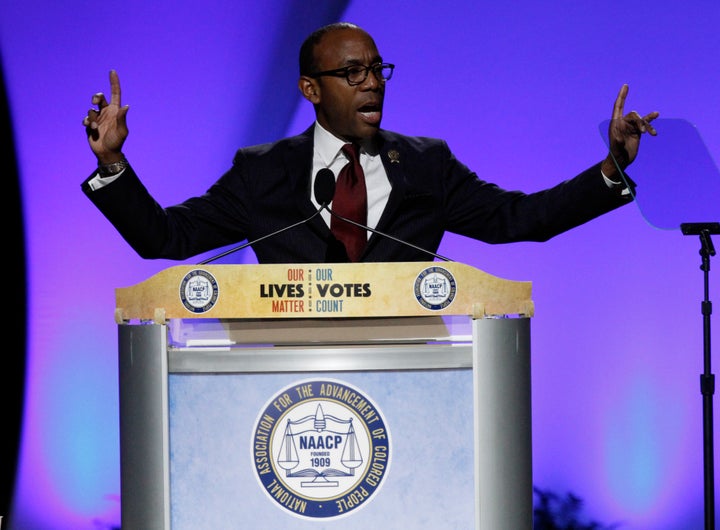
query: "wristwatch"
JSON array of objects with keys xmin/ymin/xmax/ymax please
[{"xmin": 98, "ymin": 156, "xmax": 129, "ymax": 177}]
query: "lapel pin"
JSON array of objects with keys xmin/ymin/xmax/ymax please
[{"xmin": 388, "ymin": 150, "xmax": 400, "ymax": 164}]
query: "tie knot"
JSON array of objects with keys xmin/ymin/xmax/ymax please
[{"xmin": 341, "ymin": 143, "xmax": 360, "ymax": 163}]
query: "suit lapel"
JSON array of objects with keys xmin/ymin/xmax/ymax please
[{"xmin": 373, "ymin": 131, "xmax": 408, "ymax": 237}]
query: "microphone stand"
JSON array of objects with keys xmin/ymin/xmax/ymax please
[
  {"xmin": 682, "ymin": 221, "xmax": 720, "ymax": 530},
  {"xmin": 198, "ymin": 167, "xmax": 452, "ymax": 265},
  {"xmin": 199, "ymin": 208, "xmax": 325, "ymax": 264},
  {"xmin": 199, "ymin": 168, "xmax": 337, "ymax": 265}
]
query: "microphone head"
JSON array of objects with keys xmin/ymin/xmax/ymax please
[{"xmin": 314, "ymin": 168, "xmax": 336, "ymax": 206}]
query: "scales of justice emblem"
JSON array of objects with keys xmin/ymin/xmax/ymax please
[
  {"xmin": 414, "ymin": 266, "xmax": 457, "ymax": 310},
  {"xmin": 179, "ymin": 269, "xmax": 219, "ymax": 313},
  {"xmin": 252, "ymin": 379, "xmax": 391, "ymax": 520},
  {"xmin": 277, "ymin": 403, "xmax": 363, "ymax": 487}
]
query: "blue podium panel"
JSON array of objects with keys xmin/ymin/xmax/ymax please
[{"xmin": 168, "ymin": 370, "xmax": 474, "ymax": 530}]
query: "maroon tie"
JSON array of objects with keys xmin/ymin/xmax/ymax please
[{"xmin": 331, "ymin": 143, "xmax": 367, "ymax": 262}]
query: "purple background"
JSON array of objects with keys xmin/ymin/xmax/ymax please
[{"xmin": 1, "ymin": 1, "xmax": 719, "ymax": 528}]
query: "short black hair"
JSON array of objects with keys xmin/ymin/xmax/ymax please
[{"xmin": 299, "ymin": 22, "xmax": 361, "ymax": 76}]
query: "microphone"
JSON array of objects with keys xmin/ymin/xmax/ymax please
[
  {"xmin": 198, "ymin": 169, "xmax": 334, "ymax": 264},
  {"xmin": 314, "ymin": 167, "xmax": 336, "ymax": 206}
]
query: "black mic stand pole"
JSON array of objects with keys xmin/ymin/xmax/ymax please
[
  {"xmin": 199, "ymin": 208, "xmax": 325, "ymax": 264},
  {"xmin": 326, "ymin": 208, "xmax": 452, "ymax": 262},
  {"xmin": 682, "ymin": 221, "xmax": 720, "ymax": 530}
]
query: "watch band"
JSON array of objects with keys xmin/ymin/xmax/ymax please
[{"xmin": 98, "ymin": 156, "xmax": 129, "ymax": 177}]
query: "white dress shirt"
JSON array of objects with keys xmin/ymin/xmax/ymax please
[{"xmin": 310, "ymin": 122, "xmax": 392, "ymax": 236}]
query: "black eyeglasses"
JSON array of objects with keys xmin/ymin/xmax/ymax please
[{"xmin": 309, "ymin": 62, "xmax": 395, "ymax": 86}]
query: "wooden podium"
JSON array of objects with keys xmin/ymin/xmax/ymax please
[{"xmin": 115, "ymin": 262, "xmax": 534, "ymax": 529}]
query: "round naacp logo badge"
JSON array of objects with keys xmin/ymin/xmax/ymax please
[
  {"xmin": 251, "ymin": 379, "xmax": 391, "ymax": 520},
  {"xmin": 179, "ymin": 269, "xmax": 219, "ymax": 313},
  {"xmin": 414, "ymin": 266, "xmax": 457, "ymax": 310}
]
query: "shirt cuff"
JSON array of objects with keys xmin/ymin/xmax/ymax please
[
  {"xmin": 601, "ymin": 169, "xmax": 631, "ymax": 196},
  {"xmin": 86, "ymin": 169, "xmax": 124, "ymax": 191}
]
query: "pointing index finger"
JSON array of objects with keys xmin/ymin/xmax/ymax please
[
  {"xmin": 612, "ymin": 84, "xmax": 628, "ymax": 120},
  {"xmin": 109, "ymin": 69, "xmax": 122, "ymax": 107}
]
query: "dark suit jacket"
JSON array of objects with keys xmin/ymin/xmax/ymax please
[{"xmin": 82, "ymin": 125, "xmax": 633, "ymax": 263}]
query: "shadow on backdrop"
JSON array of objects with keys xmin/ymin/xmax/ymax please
[{"xmin": 0, "ymin": 51, "xmax": 27, "ymax": 521}]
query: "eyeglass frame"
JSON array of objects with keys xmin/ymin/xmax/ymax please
[{"xmin": 308, "ymin": 62, "xmax": 395, "ymax": 86}]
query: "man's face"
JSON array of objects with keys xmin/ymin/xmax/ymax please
[{"xmin": 302, "ymin": 28, "xmax": 385, "ymax": 142}]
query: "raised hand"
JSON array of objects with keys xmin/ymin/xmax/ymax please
[
  {"xmin": 83, "ymin": 70, "xmax": 129, "ymax": 165},
  {"xmin": 602, "ymin": 84, "xmax": 659, "ymax": 178}
]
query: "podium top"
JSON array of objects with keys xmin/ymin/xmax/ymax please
[{"xmin": 114, "ymin": 262, "xmax": 533, "ymax": 323}]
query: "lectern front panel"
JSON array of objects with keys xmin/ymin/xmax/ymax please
[{"xmin": 169, "ymin": 370, "xmax": 475, "ymax": 529}]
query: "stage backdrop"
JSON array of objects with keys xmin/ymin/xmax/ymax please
[{"xmin": 1, "ymin": 0, "xmax": 719, "ymax": 528}]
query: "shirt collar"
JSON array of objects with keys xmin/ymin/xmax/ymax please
[
  {"xmin": 313, "ymin": 121, "xmax": 380, "ymax": 162},
  {"xmin": 314, "ymin": 121, "xmax": 349, "ymax": 166}
]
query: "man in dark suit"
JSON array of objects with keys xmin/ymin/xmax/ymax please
[{"xmin": 82, "ymin": 22, "xmax": 658, "ymax": 264}]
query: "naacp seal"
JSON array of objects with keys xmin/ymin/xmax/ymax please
[
  {"xmin": 179, "ymin": 269, "xmax": 219, "ymax": 313},
  {"xmin": 414, "ymin": 266, "xmax": 457, "ymax": 310},
  {"xmin": 252, "ymin": 379, "xmax": 391, "ymax": 520}
]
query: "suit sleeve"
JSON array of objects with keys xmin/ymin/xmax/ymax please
[
  {"xmin": 81, "ymin": 162, "xmax": 251, "ymax": 260},
  {"xmin": 440, "ymin": 143, "xmax": 634, "ymax": 243}
]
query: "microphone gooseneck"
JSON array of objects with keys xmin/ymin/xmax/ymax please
[
  {"xmin": 326, "ymin": 207, "xmax": 452, "ymax": 262},
  {"xmin": 199, "ymin": 167, "xmax": 452, "ymax": 264},
  {"xmin": 198, "ymin": 169, "xmax": 333, "ymax": 264},
  {"xmin": 317, "ymin": 165, "xmax": 451, "ymax": 261}
]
